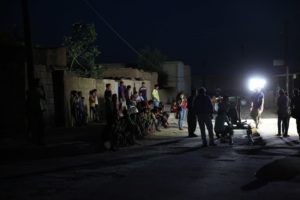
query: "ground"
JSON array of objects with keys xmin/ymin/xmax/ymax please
[{"xmin": 0, "ymin": 112, "xmax": 299, "ymax": 200}]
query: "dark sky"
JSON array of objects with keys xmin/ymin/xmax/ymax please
[{"xmin": 1, "ymin": 0, "xmax": 300, "ymax": 75}]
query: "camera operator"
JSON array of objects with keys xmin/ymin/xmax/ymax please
[{"xmin": 214, "ymin": 96, "xmax": 233, "ymax": 145}]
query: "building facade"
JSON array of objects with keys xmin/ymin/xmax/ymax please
[{"xmin": 159, "ymin": 61, "xmax": 192, "ymax": 104}]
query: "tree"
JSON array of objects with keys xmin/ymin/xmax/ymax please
[
  {"xmin": 63, "ymin": 22, "xmax": 102, "ymax": 78},
  {"xmin": 138, "ymin": 47, "xmax": 168, "ymax": 86}
]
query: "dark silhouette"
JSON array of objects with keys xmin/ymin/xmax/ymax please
[
  {"xmin": 193, "ymin": 87, "xmax": 216, "ymax": 147},
  {"xmin": 290, "ymin": 88, "xmax": 300, "ymax": 139},
  {"xmin": 139, "ymin": 81, "xmax": 147, "ymax": 101},
  {"xmin": 276, "ymin": 89, "xmax": 290, "ymax": 137},
  {"xmin": 26, "ymin": 78, "xmax": 45, "ymax": 145},
  {"xmin": 187, "ymin": 89, "xmax": 198, "ymax": 137},
  {"xmin": 214, "ymin": 96, "xmax": 233, "ymax": 145}
]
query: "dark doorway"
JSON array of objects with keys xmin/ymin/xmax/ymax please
[{"xmin": 52, "ymin": 70, "xmax": 65, "ymax": 126}]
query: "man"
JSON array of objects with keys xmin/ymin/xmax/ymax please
[
  {"xmin": 26, "ymin": 78, "xmax": 46, "ymax": 145},
  {"xmin": 187, "ymin": 89, "xmax": 198, "ymax": 137},
  {"xmin": 276, "ymin": 89, "xmax": 290, "ymax": 137},
  {"xmin": 125, "ymin": 85, "xmax": 132, "ymax": 106},
  {"xmin": 136, "ymin": 91, "xmax": 145, "ymax": 103},
  {"xmin": 89, "ymin": 89, "xmax": 97, "ymax": 121},
  {"xmin": 214, "ymin": 96, "xmax": 233, "ymax": 145},
  {"xmin": 193, "ymin": 87, "xmax": 216, "ymax": 147},
  {"xmin": 152, "ymin": 84, "xmax": 160, "ymax": 108},
  {"xmin": 118, "ymin": 81, "xmax": 126, "ymax": 109},
  {"xmin": 250, "ymin": 88, "xmax": 264, "ymax": 129},
  {"xmin": 104, "ymin": 84, "xmax": 113, "ymax": 126},
  {"xmin": 139, "ymin": 81, "xmax": 147, "ymax": 101},
  {"xmin": 291, "ymin": 88, "xmax": 300, "ymax": 140},
  {"xmin": 104, "ymin": 84, "xmax": 114, "ymax": 148}
]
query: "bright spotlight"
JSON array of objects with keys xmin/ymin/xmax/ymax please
[{"xmin": 248, "ymin": 77, "xmax": 266, "ymax": 91}]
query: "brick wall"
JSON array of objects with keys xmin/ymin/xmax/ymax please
[{"xmin": 34, "ymin": 65, "xmax": 55, "ymax": 127}]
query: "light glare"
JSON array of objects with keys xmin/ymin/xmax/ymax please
[{"xmin": 248, "ymin": 77, "xmax": 266, "ymax": 91}]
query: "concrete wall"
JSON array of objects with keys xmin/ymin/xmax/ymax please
[
  {"xmin": 163, "ymin": 62, "xmax": 179, "ymax": 88},
  {"xmin": 34, "ymin": 47, "xmax": 67, "ymax": 67},
  {"xmin": 159, "ymin": 88, "xmax": 177, "ymax": 104},
  {"xmin": 63, "ymin": 73, "xmax": 155, "ymax": 127},
  {"xmin": 34, "ymin": 65, "xmax": 55, "ymax": 126},
  {"xmin": 102, "ymin": 66, "xmax": 158, "ymax": 85},
  {"xmin": 161, "ymin": 61, "xmax": 192, "ymax": 103},
  {"xmin": 64, "ymin": 73, "xmax": 97, "ymax": 126},
  {"xmin": 184, "ymin": 65, "xmax": 192, "ymax": 96}
]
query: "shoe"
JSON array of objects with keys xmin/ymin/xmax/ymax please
[
  {"xmin": 156, "ymin": 128, "xmax": 161, "ymax": 132},
  {"xmin": 189, "ymin": 133, "xmax": 198, "ymax": 137},
  {"xmin": 209, "ymin": 142, "xmax": 217, "ymax": 146},
  {"xmin": 179, "ymin": 128, "xmax": 184, "ymax": 130},
  {"xmin": 283, "ymin": 134, "xmax": 290, "ymax": 137},
  {"xmin": 201, "ymin": 143, "xmax": 208, "ymax": 147},
  {"xmin": 276, "ymin": 134, "xmax": 281, "ymax": 137}
]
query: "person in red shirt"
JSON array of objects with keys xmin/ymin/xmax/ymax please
[{"xmin": 177, "ymin": 92, "xmax": 188, "ymax": 130}]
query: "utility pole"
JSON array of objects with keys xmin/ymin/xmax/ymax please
[
  {"xmin": 284, "ymin": 21, "xmax": 289, "ymax": 95},
  {"xmin": 21, "ymin": 0, "xmax": 35, "ymax": 89}
]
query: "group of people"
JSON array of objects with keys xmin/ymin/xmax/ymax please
[
  {"xmin": 71, "ymin": 80, "xmax": 300, "ymax": 149},
  {"xmin": 249, "ymin": 87, "xmax": 300, "ymax": 139},
  {"xmin": 172, "ymin": 86, "xmax": 300, "ymax": 147},
  {"xmin": 171, "ymin": 88, "xmax": 221, "ymax": 146},
  {"xmin": 117, "ymin": 81, "xmax": 149, "ymax": 108},
  {"xmin": 275, "ymin": 88, "xmax": 300, "ymax": 138},
  {"xmin": 70, "ymin": 90, "xmax": 86, "ymax": 126},
  {"xmin": 103, "ymin": 81, "xmax": 169, "ymax": 150},
  {"xmin": 70, "ymin": 89, "xmax": 103, "ymax": 126}
]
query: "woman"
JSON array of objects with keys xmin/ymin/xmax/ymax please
[{"xmin": 177, "ymin": 92, "xmax": 187, "ymax": 130}]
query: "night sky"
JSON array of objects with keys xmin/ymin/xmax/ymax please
[{"xmin": 1, "ymin": 0, "xmax": 300, "ymax": 75}]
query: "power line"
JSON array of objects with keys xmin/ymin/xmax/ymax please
[{"xmin": 81, "ymin": 0, "xmax": 142, "ymax": 57}]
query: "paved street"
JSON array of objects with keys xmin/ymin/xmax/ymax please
[{"xmin": 0, "ymin": 116, "xmax": 300, "ymax": 200}]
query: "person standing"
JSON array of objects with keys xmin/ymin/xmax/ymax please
[
  {"xmin": 125, "ymin": 85, "xmax": 132, "ymax": 106},
  {"xmin": 214, "ymin": 96, "xmax": 233, "ymax": 145},
  {"xmin": 193, "ymin": 87, "xmax": 216, "ymax": 147},
  {"xmin": 118, "ymin": 81, "xmax": 126, "ymax": 108},
  {"xmin": 77, "ymin": 91, "xmax": 86, "ymax": 126},
  {"xmin": 152, "ymin": 84, "xmax": 160, "ymax": 108},
  {"xmin": 276, "ymin": 89, "xmax": 290, "ymax": 137},
  {"xmin": 187, "ymin": 89, "xmax": 198, "ymax": 137},
  {"xmin": 250, "ymin": 88, "xmax": 264, "ymax": 129},
  {"xmin": 94, "ymin": 89, "xmax": 99, "ymax": 121},
  {"xmin": 177, "ymin": 92, "xmax": 187, "ymax": 130},
  {"xmin": 291, "ymin": 88, "xmax": 300, "ymax": 139},
  {"xmin": 104, "ymin": 84, "xmax": 114, "ymax": 149},
  {"xmin": 139, "ymin": 81, "xmax": 147, "ymax": 101},
  {"xmin": 89, "ymin": 90, "xmax": 96, "ymax": 121},
  {"xmin": 27, "ymin": 78, "xmax": 46, "ymax": 145},
  {"xmin": 104, "ymin": 84, "xmax": 113, "ymax": 127}
]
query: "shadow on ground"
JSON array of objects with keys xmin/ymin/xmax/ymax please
[{"xmin": 241, "ymin": 155, "xmax": 300, "ymax": 191}]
